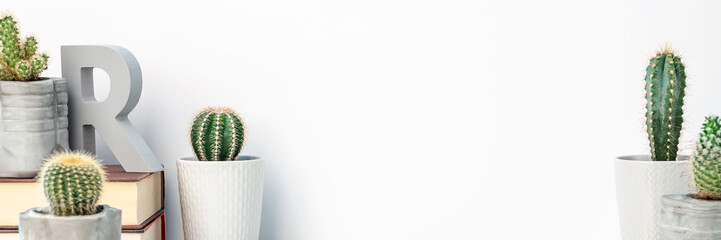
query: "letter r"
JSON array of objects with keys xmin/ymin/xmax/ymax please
[{"xmin": 61, "ymin": 45, "xmax": 163, "ymax": 172}]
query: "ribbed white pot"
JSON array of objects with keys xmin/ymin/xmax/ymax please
[
  {"xmin": 177, "ymin": 156, "xmax": 264, "ymax": 240},
  {"xmin": 614, "ymin": 155, "xmax": 692, "ymax": 240}
]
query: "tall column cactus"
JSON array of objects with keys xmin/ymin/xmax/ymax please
[
  {"xmin": 692, "ymin": 116, "xmax": 721, "ymax": 200},
  {"xmin": 645, "ymin": 46, "xmax": 686, "ymax": 161},
  {"xmin": 37, "ymin": 151, "xmax": 106, "ymax": 216},
  {"xmin": 191, "ymin": 107, "xmax": 245, "ymax": 161},
  {"xmin": 0, "ymin": 13, "xmax": 49, "ymax": 81}
]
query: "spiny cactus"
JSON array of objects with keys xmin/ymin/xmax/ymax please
[
  {"xmin": 0, "ymin": 12, "xmax": 49, "ymax": 81},
  {"xmin": 692, "ymin": 116, "xmax": 721, "ymax": 200},
  {"xmin": 38, "ymin": 151, "xmax": 106, "ymax": 216},
  {"xmin": 645, "ymin": 45, "xmax": 686, "ymax": 161},
  {"xmin": 191, "ymin": 107, "xmax": 245, "ymax": 161}
]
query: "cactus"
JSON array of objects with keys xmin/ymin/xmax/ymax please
[
  {"xmin": 191, "ymin": 107, "xmax": 245, "ymax": 161},
  {"xmin": 0, "ymin": 12, "xmax": 49, "ymax": 81},
  {"xmin": 38, "ymin": 151, "xmax": 106, "ymax": 216},
  {"xmin": 645, "ymin": 46, "xmax": 686, "ymax": 161},
  {"xmin": 693, "ymin": 116, "xmax": 721, "ymax": 200}
]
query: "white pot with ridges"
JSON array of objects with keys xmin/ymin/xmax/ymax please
[
  {"xmin": 176, "ymin": 107, "xmax": 264, "ymax": 240},
  {"xmin": 614, "ymin": 155, "xmax": 691, "ymax": 240}
]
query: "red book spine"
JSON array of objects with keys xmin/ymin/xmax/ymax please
[{"xmin": 161, "ymin": 213, "xmax": 166, "ymax": 240}]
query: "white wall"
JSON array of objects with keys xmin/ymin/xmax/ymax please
[{"xmin": 6, "ymin": 0, "xmax": 721, "ymax": 239}]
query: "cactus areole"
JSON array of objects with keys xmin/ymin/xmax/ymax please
[
  {"xmin": 0, "ymin": 13, "xmax": 49, "ymax": 81},
  {"xmin": 645, "ymin": 46, "xmax": 687, "ymax": 161},
  {"xmin": 191, "ymin": 107, "xmax": 245, "ymax": 161},
  {"xmin": 38, "ymin": 151, "xmax": 106, "ymax": 216}
]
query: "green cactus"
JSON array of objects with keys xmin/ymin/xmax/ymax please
[
  {"xmin": 693, "ymin": 116, "xmax": 721, "ymax": 200},
  {"xmin": 0, "ymin": 13, "xmax": 49, "ymax": 81},
  {"xmin": 645, "ymin": 46, "xmax": 686, "ymax": 161},
  {"xmin": 38, "ymin": 151, "xmax": 106, "ymax": 216},
  {"xmin": 191, "ymin": 107, "xmax": 245, "ymax": 161}
]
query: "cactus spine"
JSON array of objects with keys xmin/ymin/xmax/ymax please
[
  {"xmin": 0, "ymin": 13, "xmax": 49, "ymax": 81},
  {"xmin": 38, "ymin": 151, "xmax": 106, "ymax": 216},
  {"xmin": 645, "ymin": 46, "xmax": 686, "ymax": 161},
  {"xmin": 191, "ymin": 107, "xmax": 245, "ymax": 161},
  {"xmin": 692, "ymin": 116, "xmax": 721, "ymax": 200}
]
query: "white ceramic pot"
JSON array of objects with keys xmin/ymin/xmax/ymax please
[
  {"xmin": 614, "ymin": 155, "xmax": 692, "ymax": 240},
  {"xmin": 0, "ymin": 78, "xmax": 69, "ymax": 178},
  {"xmin": 659, "ymin": 194, "xmax": 721, "ymax": 240},
  {"xmin": 177, "ymin": 156, "xmax": 264, "ymax": 240},
  {"xmin": 18, "ymin": 205, "xmax": 121, "ymax": 240}
]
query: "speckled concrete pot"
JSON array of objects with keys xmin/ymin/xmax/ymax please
[
  {"xmin": 177, "ymin": 156, "xmax": 264, "ymax": 240},
  {"xmin": 18, "ymin": 205, "xmax": 121, "ymax": 240},
  {"xmin": 0, "ymin": 78, "xmax": 69, "ymax": 178},
  {"xmin": 615, "ymin": 155, "xmax": 693, "ymax": 240},
  {"xmin": 660, "ymin": 194, "xmax": 721, "ymax": 240}
]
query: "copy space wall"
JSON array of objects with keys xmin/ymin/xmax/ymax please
[{"xmin": 5, "ymin": 0, "xmax": 721, "ymax": 239}]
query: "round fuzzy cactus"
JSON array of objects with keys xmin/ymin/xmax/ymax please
[
  {"xmin": 645, "ymin": 45, "xmax": 687, "ymax": 161},
  {"xmin": 692, "ymin": 116, "xmax": 721, "ymax": 200},
  {"xmin": 191, "ymin": 107, "xmax": 245, "ymax": 161},
  {"xmin": 38, "ymin": 151, "xmax": 106, "ymax": 216},
  {"xmin": 0, "ymin": 12, "xmax": 49, "ymax": 81}
]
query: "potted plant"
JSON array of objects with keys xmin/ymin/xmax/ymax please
[
  {"xmin": 0, "ymin": 12, "xmax": 69, "ymax": 178},
  {"xmin": 615, "ymin": 46, "xmax": 693, "ymax": 240},
  {"xmin": 659, "ymin": 116, "xmax": 721, "ymax": 239},
  {"xmin": 18, "ymin": 150, "xmax": 121, "ymax": 240},
  {"xmin": 177, "ymin": 107, "xmax": 264, "ymax": 240}
]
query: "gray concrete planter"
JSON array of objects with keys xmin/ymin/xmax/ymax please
[
  {"xmin": 660, "ymin": 194, "xmax": 721, "ymax": 240},
  {"xmin": 0, "ymin": 78, "xmax": 69, "ymax": 178},
  {"xmin": 18, "ymin": 205, "xmax": 121, "ymax": 240}
]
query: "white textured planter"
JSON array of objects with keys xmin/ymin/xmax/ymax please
[
  {"xmin": 18, "ymin": 205, "xmax": 121, "ymax": 240},
  {"xmin": 0, "ymin": 78, "xmax": 69, "ymax": 178},
  {"xmin": 660, "ymin": 194, "xmax": 721, "ymax": 239},
  {"xmin": 177, "ymin": 156, "xmax": 264, "ymax": 240},
  {"xmin": 615, "ymin": 155, "xmax": 692, "ymax": 240}
]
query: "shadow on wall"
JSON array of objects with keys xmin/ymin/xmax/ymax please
[{"xmin": 260, "ymin": 166, "xmax": 281, "ymax": 240}]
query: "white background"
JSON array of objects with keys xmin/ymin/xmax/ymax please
[{"xmin": 6, "ymin": 0, "xmax": 721, "ymax": 239}]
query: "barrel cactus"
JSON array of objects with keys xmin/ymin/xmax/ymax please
[
  {"xmin": 38, "ymin": 151, "xmax": 106, "ymax": 216},
  {"xmin": 191, "ymin": 107, "xmax": 245, "ymax": 161},
  {"xmin": 0, "ymin": 12, "xmax": 49, "ymax": 81},
  {"xmin": 692, "ymin": 116, "xmax": 721, "ymax": 200},
  {"xmin": 645, "ymin": 46, "xmax": 686, "ymax": 161}
]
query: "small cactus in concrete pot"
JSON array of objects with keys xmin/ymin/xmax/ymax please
[
  {"xmin": 190, "ymin": 107, "xmax": 245, "ymax": 161},
  {"xmin": 692, "ymin": 115, "xmax": 721, "ymax": 200},
  {"xmin": 0, "ymin": 12, "xmax": 49, "ymax": 81},
  {"xmin": 19, "ymin": 150, "xmax": 120, "ymax": 240},
  {"xmin": 644, "ymin": 45, "xmax": 687, "ymax": 161},
  {"xmin": 37, "ymin": 150, "xmax": 106, "ymax": 216},
  {"xmin": 659, "ymin": 116, "xmax": 721, "ymax": 239}
]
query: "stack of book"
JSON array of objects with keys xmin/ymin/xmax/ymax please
[{"xmin": 0, "ymin": 165, "xmax": 165, "ymax": 240}]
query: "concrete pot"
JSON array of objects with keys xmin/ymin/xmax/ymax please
[
  {"xmin": 0, "ymin": 78, "xmax": 69, "ymax": 178},
  {"xmin": 660, "ymin": 194, "xmax": 721, "ymax": 239},
  {"xmin": 614, "ymin": 155, "xmax": 693, "ymax": 240},
  {"xmin": 177, "ymin": 156, "xmax": 264, "ymax": 240},
  {"xmin": 18, "ymin": 205, "xmax": 121, "ymax": 240}
]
